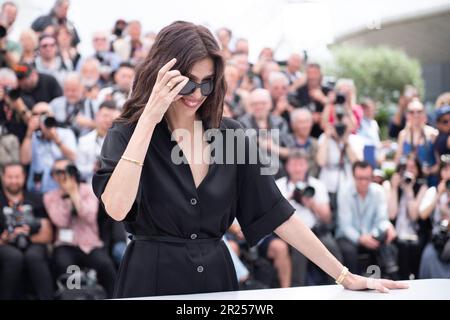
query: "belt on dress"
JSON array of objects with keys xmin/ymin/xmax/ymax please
[{"xmin": 129, "ymin": 234, "xmax": 222, "ymax": 244}]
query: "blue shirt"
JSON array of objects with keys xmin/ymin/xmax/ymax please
[
  {"xmin": 336, "ymin": 182, "xmax": 390, "ymax": 244},
  {"xmin": 27, "ymin": 128, "xmax": 77, "ymax": 193}
]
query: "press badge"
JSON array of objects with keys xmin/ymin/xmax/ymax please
[{"xmin": 59, "ymin": 229, "xmax": 74, "ymax": 243}]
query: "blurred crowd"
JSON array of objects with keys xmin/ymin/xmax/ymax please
[{"xmin": 0, "ymin": 0, "xmax": 449, "ymax": 299}]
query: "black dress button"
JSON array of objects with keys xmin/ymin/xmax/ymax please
[{"xmin": 190, "ymin": 198, "xmax": 198, "ymax": 205}]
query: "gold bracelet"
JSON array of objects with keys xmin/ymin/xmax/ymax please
[
  {"xmin": 121, "ymin": 156, "xmax": 144, "ymax": 167},
  {"xmin": 335, "ymin": 266, "xmax": 349, "ymax": 285}
]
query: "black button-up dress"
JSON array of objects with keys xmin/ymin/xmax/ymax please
[{"xmin": 92, "ymin": 117, "xmax": 295, "ymax": 298}]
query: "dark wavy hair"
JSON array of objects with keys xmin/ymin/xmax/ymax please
[{"xmin": 117, "ymin": 21, "xmax": 226, "ymax": 128}]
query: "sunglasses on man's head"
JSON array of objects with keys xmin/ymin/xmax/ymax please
[{"xmin": 179, "ymin": 79, "xmax": 214, "ymax": 96}]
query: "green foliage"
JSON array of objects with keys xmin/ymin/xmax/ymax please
[
  {"xmin": 325, "ymin": 46, "xmax": 424, "ymax": 103},
  {"xmin": 324, "ymin": 45, "xmax": 425, "ymax": 139}
]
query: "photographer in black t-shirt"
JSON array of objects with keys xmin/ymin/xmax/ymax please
[{"xmin": 0, "ymin": 162, "xmax": 54, "ymax": 300}]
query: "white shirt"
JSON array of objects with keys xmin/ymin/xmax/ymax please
[
  {"xmin": 76, "ymin": 129, "xmax": 105, "ymax": 183},
  {"xmin": 318, "ymin": 134, "xmax": 364, "ymax": 193},
  {"xmin": 276, "ymin": 176, "xmax": 330, "ymax": 229}
]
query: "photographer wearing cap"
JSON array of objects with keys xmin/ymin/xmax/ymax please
[
  {"xmin": 20, "ymin": 102, "xmax": 76, "ymax": 193},
  {"xmin": 387, "ymin": 154, "xmax": 430, "ymax": 280},
  {"xmin": 43, "ymin": 159, "xmax": 116, "ymax": 298},
  {"xmin": 418, "ymin": 155, "xmax": 450, "ymax": 278},
  {"xmin": 0, "ymin": 162, "xmax": 53, "ymax": 300},
  {"xmin": 434, "ymin": 104, "xmax": 450, "ymax": 157},
  {"xmin": 276, "ymin": 149, "xmax": 342, "ymax": 286},
  {"xmin": 15, "ymin": 62, "xmax": 63, "ymax": 107},
  {"xmin": 337, "ymin": 161, "xmax": 398, "ymax": 278}
]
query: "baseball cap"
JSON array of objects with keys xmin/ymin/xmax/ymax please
[{"xmin": 13, "ymin": 63, "xmax": 34, "ymax": 80}]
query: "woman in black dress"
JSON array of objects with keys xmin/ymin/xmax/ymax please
[{"xmin": 92, "ymin": 21, "xmax": 407, "ymax": 298}]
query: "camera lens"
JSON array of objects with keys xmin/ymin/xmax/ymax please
[
  {"xmin": 43, "ymin": 116, "xmax": 57, "ymax": 128},
  {"xmin": 335, "ymin": 123, "xmax": 347, "ymax": 137},
  {"xmin": 0, "ymin": 25, "xmax": 7, "ymax": 39},
  {"xmin": 446, "ymin": 180, "xmax": 450, "ymax": 191},
  {"xmin": 6, "ymin": 88, "xmax": 21, "ymax": 101},
  {"xmin": 336, "ymin": 93, "xmax": 346, "ymax": 105}
]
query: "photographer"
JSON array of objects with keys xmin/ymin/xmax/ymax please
[
  {"xmin": 0, "ymin": 67, "xmax": 31, "ymax": 142},
  {"xmin": 76, "ymin": 100, "xmax": 119, "ymax": 183},
  {"xmin": 43, "ymin": 159, "xmax": 116, "ymax": 298},
  {"xmin": 20, "ymin": 102, "xmax": 76, "ymax": 193},
  {"xmin": 289, "ymin": 63, "xmax": 331, "ymax": 138},
  {"xmin": 418, "ymin": 156, "xmax": 450, "ymax": 278},
  {"xmin": 316, "ymin": 111, "xmax": 364, "ymax": 212},
  {"xmin": 389, "ymin": 85, "xmax": 419, "ymax": 139},
  {"xmin": 96, "ymin": 62, "xmax": 135, "ymax": 110},
  {"xmin": 35, "ymin": 34, "xmax": 73, "ymax": 87},
  {"xmin": 387, "ymin": 154, "xmax": 429, "ymax": 279},
  {"xmin": 394, "ymin": 98, "xmax": 439, "ymax": 186},
  {"xmin": 50, "ymin": 72, "xmax": 97, "ymax": 138},
  {"xmin": 0, "ymin": 162, "xmax": 53, "ymax": 300},
  {"xmin": 321, "ymin": 78, "xmax": 362, "ymax": 135},
  {"xmin": 336, "ymin": 161, "xmax": 398, "ymax": 277},
  {"xmin": 31, "ymin": 0, "xmax": 80, "ymax": 47},
  {"xmin": 276, "ymin": 149, "xmax": 342, "ymax": 286},
  {"xmin": 434, "ymin": 104, "xmax": 450, "ymax": 157}
]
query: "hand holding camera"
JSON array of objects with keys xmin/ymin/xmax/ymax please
[
  {"xmin": 292, "ymin": 181, "xmax": 316, "ymax": 208},
  {"xmin": 359, "ymin": 234, "xmax": 380, "ymax": 250}
]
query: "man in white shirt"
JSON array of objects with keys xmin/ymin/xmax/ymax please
[
  {"xmin": 76, "ymin": 101, "xmax": 119, "ymax": 183},
  {"xmin": 276, "ymin": 149, "xmax": 342, "ymax": 285}
]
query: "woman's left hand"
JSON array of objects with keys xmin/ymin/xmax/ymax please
[{"xmin": 343, "ymin": 273, "xmax": 409, "ymax": 293}]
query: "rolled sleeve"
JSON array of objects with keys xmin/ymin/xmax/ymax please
[
  {"xmin": 236, "ymin": 129, "xmax": 295, "ymax": 247},
  {"xmin": 92, "ymin": 123, "xmax": 142, "ymax": 222}
]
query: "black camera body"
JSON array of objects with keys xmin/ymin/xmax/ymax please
[
  {"xmin": 4, "ymin": 86, "xmax": 21, "ymax": 101},
  {"xmin": 432, "ymin": 219, "xmax": 450, "ymax": 262},
  {"xmin": 2, "ymin": 204, "xmax": 41, "ymax": 251},
  {"xmin": 40, "ymin": 115, "xmax": 59, "ymax": 128},
  {"xmin": 371, "ymin": 228, "xmax": 399, "ymax": 275},
  {"xmin": 293, "ymin": 181, "xmax": 316, "ymax": 205},
  {"xmin": 0, "ymin": 25, "xmax": 6, "ymax": 39},
  {"xmin": 334, "ymin": 102, "xmax": 347, "ymax": 138}
]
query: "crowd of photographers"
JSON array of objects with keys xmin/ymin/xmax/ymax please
[{"xmin": 0, "ymin": 0, "xmax": 449, "ymax": 299}]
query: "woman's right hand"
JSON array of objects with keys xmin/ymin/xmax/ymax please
[{"xmin": 142, "ymin": 58, "xmax": 189, "ymax": 123}]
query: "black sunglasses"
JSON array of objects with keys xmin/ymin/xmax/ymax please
[{"xmin": 179, "ymin": 79, "xmax": 214, "ymax": 96}]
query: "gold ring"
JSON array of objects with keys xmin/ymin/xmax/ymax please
[{"xmin": 166, "ymin": 82, "xmax": 173, "ymax": 89}]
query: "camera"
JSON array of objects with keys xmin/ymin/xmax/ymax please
[
  {"xmin": 2, "ymin": 204, "xmax": 41, "ymax": 251},
  {"xmin": 0, "ymin": 25, "xmax": 6, "ymax": 39},
  {"xmin": 372, "ymin": 228, "xmax": 399, "ymax": 275},
  {"xmin": 334, "ymin": 122, "xmax": 347, "ymax": 138},
  {"xmin": 40, "ymin": 115, "xmax": 59, "ymax": 128},
  {"xmin": 335, "ymin": 93, "xmax": 346, "ymax": 106},
  {"xmin": 292, "ymin": 181, "xmax": 316, "ymax": 205},
  {"xmin": 444, "ymin": 180, "xmax": 450, "ymax": 192},
  {"xmin": 431, "ymin": 219, "xmax": 450, "ymax": 262},
  {"xmin": 334, "ymin": 102, "xmax": 347, "ymax": 138},
  {"xmin": 4, "ymin": 86, "xmax": 21, "ymax": 101},
  {"xmin": 402, "ymin": 171, "xmax": 415, "ymax": 185}
]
